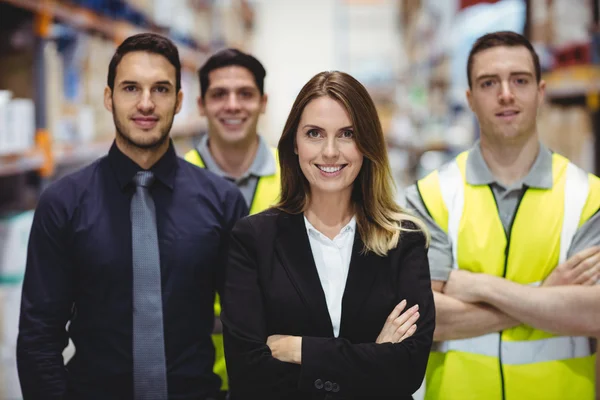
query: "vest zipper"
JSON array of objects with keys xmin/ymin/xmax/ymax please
[{"xmin": 489, "ymin": 184, "xmax": 528, "ymax": 400}]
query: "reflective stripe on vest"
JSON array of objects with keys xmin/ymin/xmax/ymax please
[
  {"xmin": 434, "ymin": 333, "xmax": 592, "ymax": 365},
  {"xmin": 434, "ymin": 153, "xmax": 592, "ymax": 363}
]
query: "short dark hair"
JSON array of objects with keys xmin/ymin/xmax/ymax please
[
  {"xmin": 467, "ymin": 31, "xmax": 541, "ymax": 89},
  {"xmin": 107, "ymin": 33, "xmax": 181, "ymax": 92},
  {"xmin": 198, "ymin": 48, "xmax": 266, "ymax": 99}
]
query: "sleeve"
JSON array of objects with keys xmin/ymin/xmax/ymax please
[
  {"xmin": 215, "ymin": 185, "xmax": 249, "ymax": 298},
  {"xmin": 298, "ymin": 229, "xmax": 436, "ymax": 397},
  {"xmin": 405, "ymin": 184, "xmax": 453, "ymax": 281},
  {"xmin": 566, "ymin": 210, "xmax": 600, "ymax": 258},
  {"xmin": 17, "ymin": 186, "xmax": 75, "ymax": 399},
  {"xmin": 221, "ymin": 217, "xmax": 300, "ymax": 397}
]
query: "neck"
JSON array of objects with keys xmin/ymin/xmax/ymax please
[
  {"xmin": 304, "ymin": 190, "xmax": 354, "ymax": 240},
  {"xmin": 208, "ymin": 134, "xmax": 259, "ymax": 179},
  {"xmin": 480, "ymin": 133, "xmax": 540, "ymax": 186},
  {"xmin": 115, "ymin": 136, "xmax": 169, "ymax": 170}
]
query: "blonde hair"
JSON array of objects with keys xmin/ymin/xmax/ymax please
[{"xmin": 276, "ymin": 71, "xmax": 429, "ymax": 256}]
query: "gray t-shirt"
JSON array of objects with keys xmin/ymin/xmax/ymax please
[{"xmin": 405, "ymin": 142, "xmax": 600, "ymax": 281}]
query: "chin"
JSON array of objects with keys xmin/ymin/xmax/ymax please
[
  {"xmin": 121, "ymin": 131, "xmax": 169, "ymax": 149},
  {"xmin": 222, "ymin": 131, "xmax": 251, "ymax": 144}
]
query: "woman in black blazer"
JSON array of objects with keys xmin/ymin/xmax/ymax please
[{"xmin": 221, "ymin": 71, "xmax": 435, "ymax": 400}]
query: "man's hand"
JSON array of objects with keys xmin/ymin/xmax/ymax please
[
  {"xmin": 543, "ymin": 246, "xmax": 600, "ymax": 287},
  {"xmin": 443, "ymin": 269, "xmax": 485, "ymax": 303},
  {"xmin": 267, "ymin": 335, "xmax": 302, "ymax": 364},
  {"xmin": 376, "ymin": 300, "xmax": 420, "ymax": 344}
]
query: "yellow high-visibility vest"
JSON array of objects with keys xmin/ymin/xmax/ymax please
[
  {"xmin": 184, "ymin": 146, "xmax": 281, "ymax": 391},
  {"xmin": 418, "ymin": 150, "xmax": 600, "ymax": 400}
]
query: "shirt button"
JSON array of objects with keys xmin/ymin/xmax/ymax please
[
  {"xmin": 314, "ymin": 379, "xmax": 324, "ymax": 389},
  {"xmin": 332, "ymin": 382, "xmax": 340, "ymax": 392},
  {"xmin": 324, "ymin": 381, "xmax": 333, "ymax": 391}
]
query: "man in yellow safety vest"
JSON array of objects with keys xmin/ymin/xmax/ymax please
[
  {"xmin": 184, "ymin": 48, "xmax": 280, "ymax": 399},
  {"xmin": 406, "ymin": 31, "xmax": 600, "ymax": 400}
]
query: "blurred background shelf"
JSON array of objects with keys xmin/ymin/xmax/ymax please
[
  {"xmin": 0, "ymin": 0, "xmax": 210, "ymax": 70},
  {"xmin": 54, "ymin": 140, "xmax": 111, "ymax": 166},
  {"xmin": 544, "ymin": 65, "xmax": 600, "ymax": 98},
  {"xmin": 0, "ymin": 150, "xmax": 44, "ymax": 177}
]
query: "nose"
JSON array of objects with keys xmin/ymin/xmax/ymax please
[
  {"xmin": 137, "ymin": 89, "xmax": 155, "ymax": 113},
  {"xmin": 224, "ymin": 93, "xmax": 241, "ymax": 111},
  {"xmin": 498, "ymin": 81, "xmax": 515, "ymax": 104},
  {"xmin": 322, "ymin": 137, "xmax": 340, "ymax": 159}
]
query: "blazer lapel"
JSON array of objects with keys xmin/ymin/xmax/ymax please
[
  {"xmin": 274, "ymin": 212, "xmax": 333, "ymax": 336},
  {"xmin": 340, "ymin": 233, "xmax": 382, "ymax": 333}
]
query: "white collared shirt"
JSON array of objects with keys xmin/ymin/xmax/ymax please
[{"xmin": 304, "ymin": 216, "xmax": 356, "ymax": 337}]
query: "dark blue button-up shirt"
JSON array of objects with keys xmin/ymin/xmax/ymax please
[{"xmin": 17, "ymin": 141, "xmax": 248, "ymax": 400}]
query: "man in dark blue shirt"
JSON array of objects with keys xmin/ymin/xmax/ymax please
[{"xmin": 16, "ymin": 33, "xmax": 248, "ymax": 400}]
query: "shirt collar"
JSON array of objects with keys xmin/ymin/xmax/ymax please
[
  {"xmin": 196, "ymin": 134, "xmax": 276, "ymax": 181},
  {"xmin": 108, "ymin": 139, "xmax": 178, "ymax": 191},
  {"xmin": 465, "ymin": 140, "xmax": 553, "ymax": 189},
  {"xmin": 304, "ymin": 215, "xmax": 356, "ymax": 238}
]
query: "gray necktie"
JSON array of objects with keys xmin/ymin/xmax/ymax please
[{"xmin": 131, "ymin": 171, "xmax": 168, "ymax": 399}]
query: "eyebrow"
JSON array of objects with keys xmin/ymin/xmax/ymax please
[
  {"xmin": 119, "ymin": 80, "xmax": 173, "ymax": 87},
  {"xmin": 301, "ymin": 124, "xmax": 354, "ymax": 131},
  {"xmin": 208, "ymin": 85, "xmax": 258, "ymax": 92},
  {"xmin": 476, "ymin": 71, "xmax": 534, "ymax": 82}
]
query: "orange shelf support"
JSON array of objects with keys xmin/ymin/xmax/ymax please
[
  {"xmin": 36, "ymin": 129, "xmax": 54, "ymax": 177},
  {"xmin": 33, "ymin": 0, "xmax": 53, "ymax": 38}
]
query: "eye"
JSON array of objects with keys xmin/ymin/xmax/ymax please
[
  {"xmin": 154, "ymin": 86, "xmax": 170, "ymax": 93},
  {"xmin": 340, "ymin": 129, "xmax": 354, "ymax": 138},
  {"xmin": 123, "ymin": 85, "xmax": 137, "ymax": 92},
  {"xmin": 210, "ymin": 90, "xmax": 226, "ymax": 99},
  {"xmin": 514, "ymin": 77, "xmax": 529, "ymax": 85},
  {"xmin": 480, "ymin": 80, "xmax": 495, "ymax": 89},
  {"xmin": 306, "ymin": 129, "xmax": 321, "ymax": 138},
  {"xmin": 239, "ymin": 90, "xmax": 255, "ymax": 99}
]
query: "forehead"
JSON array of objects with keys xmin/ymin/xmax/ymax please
[
  {"xmin": 207, "ymin": 65, "xmax": 258, "ymax": 90},
  {"xmin": 115, "ymin": 51, "xmax": 176, "ymax": 83},
  {"xmin": 300, "ymin": 96, "xmax": 351, "ymax": 125},
  {"xmin": 471, "ymin": 46, "xmax": 535, "ymax": 78}
]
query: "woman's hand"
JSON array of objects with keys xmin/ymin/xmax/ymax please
[
  {"xmin": 267, "ymin": 335, "xmax": 302, "ymax": 364},
  {"xmin": 376, "ymin": 300, "xmax": 419, "ymax": 344}
]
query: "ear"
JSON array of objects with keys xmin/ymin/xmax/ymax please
[
  {"xmin": 197, "ymin": 95, "xmax": 206, "ymax": 116},
  {"xmin": 260, "ymin": 94, "xmax": 268, "ymax": 114},
  {"xmin": 175, "ymin": 90, "xmax": 184, "ymax": 115},
  {"xmin": 537, "ymin": 79, "xmax": 546, "ymax": 108},
  {"xmin": 465, "ymin": 88, "xmax": 474, "ymax": 112},
  {"xmin": 104, "ymin": 86, "xmax": 113, "ymax": 113}
]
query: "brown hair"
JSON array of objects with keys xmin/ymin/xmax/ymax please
[
  {"xmin": 276, "ymin": 71, "xmax": 428, "ymax": 256},
  {"xmin": 108, "ymin": 33, "xmax": 181, "ymax": 92},
  {"xmin": 467, "ymin": 31, "xmax": 541, "ymax": 88}
]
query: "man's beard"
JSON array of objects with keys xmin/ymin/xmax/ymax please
[{"xmin": 113, "ymin": 110, "xmax": 175, "ymax": 150}]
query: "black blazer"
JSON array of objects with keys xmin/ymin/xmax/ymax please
[{"xmin": 221, "ymin": 209, "xmax": 435, "ymax": 400}]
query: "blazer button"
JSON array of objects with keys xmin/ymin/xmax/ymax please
[
  {"xmin": 332, "ymin": 382, "xmax": 340, "ymax": 392},
  {"xmin": 314, "ymin": 379, "xmax": 324, "ymax": 389},
  {"xmin": 324, "ymin": 381, "xmax": 333, "ymax": 392}
]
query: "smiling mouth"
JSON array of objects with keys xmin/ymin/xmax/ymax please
[
  {"xmin": 496, "ymin": 110, "xmax": 520, "ymax": 117},
  {"xmin": 316, "ymin": 165, "xmax": 347, "ymax": 173},
  {"xmin": 132, "ymin": 117, "xmax": 158, "ymax": 128},
  {"xmin": 220, "ymin": 118, "xmax": 246, "ymax": 127}
]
